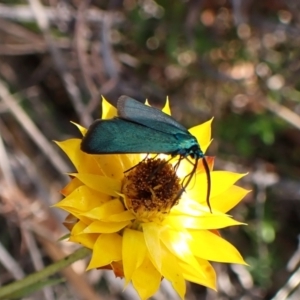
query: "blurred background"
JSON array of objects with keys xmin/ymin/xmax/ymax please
[{"xmin": 0, "ymin": 0, "xmax": 300, "ymax": 299}]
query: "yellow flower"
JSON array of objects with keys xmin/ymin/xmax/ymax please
[{"xmin": 54, "ymin": 98, "xmax": 248, "ymax": 299}]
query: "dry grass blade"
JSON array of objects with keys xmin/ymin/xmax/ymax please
[
  {"xmin": 74, "ymin": 0, "xmax": 100, "ymax": 105},
  {"xmin": 272, "ymin": 267, "xmax": 300, "ymax": 300},
  {"xmin": 0, "ymin": 242, "xmax": 25, "ymax": 280},
  {"xmin": 262, "ymin": 98, "xmax": 300, "ymax": 131},
  {"xmin": 28, "ymin": 0, "xmax": 92, "ymax": 126},
  {"xmin": 0, "ymin": 79, "xmax": 69, "ymax": 175},
  {"xmin": 0, "ymin": 122, "xmax": 15, "ymax": 185},
  {"xmin": 0, "ymin": 3, "xmax": 123, "ymax": 24}
]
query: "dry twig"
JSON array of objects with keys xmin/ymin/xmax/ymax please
[{"xmin": 0, "ymin": 79, "xmax": 69, "ymax": 176}]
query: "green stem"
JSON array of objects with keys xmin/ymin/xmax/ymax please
[{"xmin": 0, "ymin": 247, "xmax": 91, "ymax": 299}]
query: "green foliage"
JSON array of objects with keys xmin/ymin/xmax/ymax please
[
  {"xmin": 217, "ymin": 113, "xmax": 286, "ymax": 157},
  {"xmin": 4, "ymin": 278, "xmax": 65, "ymax": 299}
]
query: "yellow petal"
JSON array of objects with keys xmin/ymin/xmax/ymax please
[
  {"xmin": 132, "ymin": 256, "xmax": 161, "ymax": 300},
  {"xmin": 161, "ymin": 244, "xmax": 185, "ymax": 299},
  {"xmin": 179, "ymin": 258, "xmax": 216, "ymax": 289},
  {"xmin": 55, "ymin": 139, "xmax": 103, "ymax": 174},
  {"xmin": 71, "ymin": 122, "xmax": 87, "ymax": 136},
  {"xmin": 161, "ymin": 230, "xmax": 213, "ymax": 290},
  {"xmin": 171, "ymin": 198, "xmax": 223, "ymax": 217},
  {"xmin": 165, "ymin": 215, "xmax": 244, "ymax": 230},
  {"xmin": 69, "ymin": 233, "xmax": 98, "ymax": 249},
  {"xmin": 102, "ymin": 96, "xmax": 117, "ymax": 119},
  {"xmin": 188, "ymin": 230, "xmax": 247, "ymax": 264},
  {"xmin": 162, "ymin": 97, "xmax": 171, "ymax": 115},
  {"xmin": 211, "ymin": 185, "xmax": 250, "ymax": 213},
  {"xmin": 80, "ymin": 204, "xmax": 134, "ymax": 223},
  {"xmin": 70, "ymin": 173, "xmax": 121, "ymax": 196},
  {"xmin": 60, "ymin": 177, "xmax": 83, "ymax": 196},
  {"xmin": 188, "ymin": 118, "xmax": 213, "ymax": 153},
  {"xmin": 106, "ymin": 211, "xmax": 135, "ymax": 222},
  {"xmin": 119, "ymin": 154, "xmax": 135, "ymax": 171},
  {"xmin": 189, "ymin": 171, "xmax": 247, "ymax": 202},
  {"xmin": 123, "ymin": 229, "xmax": 147, "ymax": 283},
  {"xmin": 84, "ymin": 220, "xmax": 130, "ymax": 233},
  {"xmin": 160, "ymin": 229, "xmax": 206, "ymax": 279},
  {"xmin": 87, "ymin": 233, "xmax": 122, "ymax": 270},
  {"xmin": 93, "ymin": 155, "xmax": 124, "ymax": 180},
  {"xmin": 70, "ymin": 219, "xmax": 89, "ymax": 235},
  {"xmin": 176, "ymin": 157, "xmax": 215, "ymax": 187},
  {"xmin": 142, "ymin": 223, "xmax": 163, "ymax": 271},
  {"xmin": 79, "ymin": 199, "xmax": 125, "ymax": 219},
  {"xmin": 54, "ymin": 186, "xmax": 110, "ymax": 213}
]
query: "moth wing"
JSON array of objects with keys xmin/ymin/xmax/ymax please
[
  {"xmin": 81, "ymin": 118, "xmax": 180, "ymax": 154},
  {"xmin": 117, "ymin": 95, "xmax": 189, "ymax": 135}
]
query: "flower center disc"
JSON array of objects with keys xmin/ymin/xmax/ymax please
[{"xmin": 122, "ymin": 158, "xmax": 181, "ymax": 220}]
